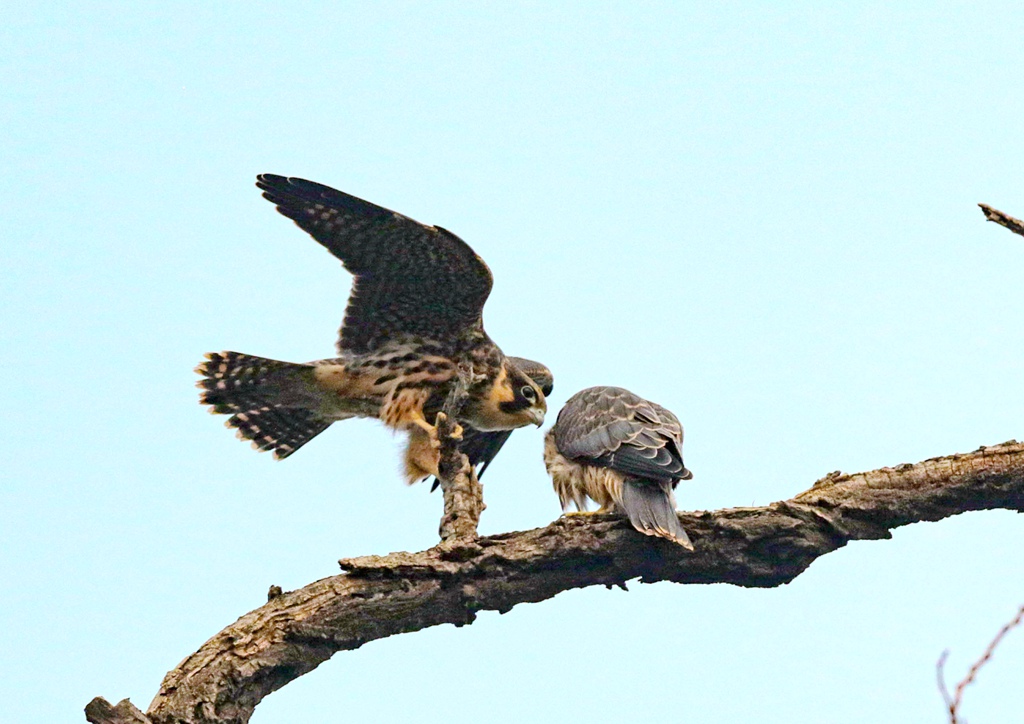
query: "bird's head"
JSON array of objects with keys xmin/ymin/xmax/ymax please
[
  {"xmin": 466, "ymin": 358, "xmax": 548, "ymax": 431},
  {"xmin": 499, "ymin": 363, "xmax": 548, "ymax": 427}
]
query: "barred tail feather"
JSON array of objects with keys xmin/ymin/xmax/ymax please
[
  {"xmin": 620, "ymin": 479, "xmax": 694, "ymax": 550},
  {"xmin": 196, "ymin": 351, "xmax": 330, "ymax": 459}
]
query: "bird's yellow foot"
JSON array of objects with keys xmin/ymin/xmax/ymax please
[
  {"xmin": 562, "ymin": 509, "xmax": 611, "ymax": 518},
  {"xmin": 433, "ymin": 412, "xmax": 464, "ymax": 442}
]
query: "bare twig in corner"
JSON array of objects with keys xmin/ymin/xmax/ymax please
[
  {"xmin": 978, "ymin": 204, "xmax": 1024, "ymax": 239},
  {"xmin": 937, "ymin": 604, "xmax": 1024, "ymax": 723}
]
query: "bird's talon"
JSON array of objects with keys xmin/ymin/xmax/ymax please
[{"xmin": 562, "ymin": 510, "xmax": 603, "ymax": 517}]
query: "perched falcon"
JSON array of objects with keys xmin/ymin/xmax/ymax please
[
  {"xmin": 197, "ymin": 175, "xmax": 548, "ymax": 484},
  {"xmin": 430, "ymin": 356, "xmax": 553, "ymax": 491},
  {"xmin": 544, "ymin": 386, "xmax": 694, "ymax": 549}
]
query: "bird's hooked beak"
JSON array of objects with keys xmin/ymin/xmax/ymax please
[{"xmin": 526, "ymin": 406, "xmax": 545, "ymax": 427}]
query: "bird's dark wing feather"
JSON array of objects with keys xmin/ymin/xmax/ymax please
[
  {"xmin": 463, "ymin": 428, "xmax": 515, "ymax": 478},
  {"xmin": 256, "ymin": 174, "xmax": 494, "ymax": 354},
  {"xmin": 554, "ymin": 386, "xmax": 691, "ymax": 482}
]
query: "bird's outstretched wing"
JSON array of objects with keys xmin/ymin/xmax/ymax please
[
  {"xmin": 431, "ymin": 357, "xmax": 553, "ymax": 490},
  {"xmin": 553, "ymin": 386, "xmax": 691, "ymax": 482},
  {"xmin": 256, "ymin": 174, "xmax": 494, "ymax": 354}
]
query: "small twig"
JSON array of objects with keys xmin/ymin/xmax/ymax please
[
  {"xmin": 978, "ymin": 204, "xmax": 1024, "ymax": 239},
  {"xmin": 937, "ymin": 649, "xmax": 955, "ymax": 719},
  {"xmin": 937, "ymin": 603, "xmax": 1024, "ymax": 723}
]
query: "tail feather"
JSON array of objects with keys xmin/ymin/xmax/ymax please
[
  {"xmin": 196, "ymin": 351, "xmax": 331, "ymax": 459},
  {"xmin": 620, "ymin": 479, "xmax": 693, "ymax": 550}
]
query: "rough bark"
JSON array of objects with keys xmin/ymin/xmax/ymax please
[
  {"xmin": 85, "ymin": 699, "xmax": 152, "ymax": 724},
  {"xmin": 436, "ymin": 411, "xmax": 484, "ymax": 543},
  {"xmin": 86, "ymin": 439, "xmax": 1024, "ymax": 724},
  {"xmin": 436, "ymin": 366, "xmax": 486, "ymax": 542},
  {"xmin": 979, "ymin": 203, "xmax": 1024, "ymax": 238}
]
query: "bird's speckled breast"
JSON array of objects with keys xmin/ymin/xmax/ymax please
[{"xmin": 543, "ymin": 432, "xmax": 625, "ymax": 513}]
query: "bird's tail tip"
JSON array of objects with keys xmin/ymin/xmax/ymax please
[
  {"xmin": 621, "ymin": 479, "xmax": 694, "ymax": 550},
  {"xmin": 195, "ymin": 351, "xmax": 329, "ymax": 459}
]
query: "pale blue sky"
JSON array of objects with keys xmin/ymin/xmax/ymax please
[{"xmin": 3, "ymin": 3, "xmax": 1023, "ymax": 722}]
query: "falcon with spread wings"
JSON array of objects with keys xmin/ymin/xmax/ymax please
[
  {"xmin": 544, "ymin": 386, "xmax": 694, "ymax": 548},
  {"xmin": 197, "ymin": 175, "xmax": 548, "ymax": 483}
]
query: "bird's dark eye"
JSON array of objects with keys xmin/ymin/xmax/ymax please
[{"xmin": 521, "ymin": 385, "xmax": 536, "ymax": 401}]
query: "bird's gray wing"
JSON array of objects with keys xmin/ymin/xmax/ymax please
[{"xmin": 554, "ymin": 386, "xmax": 690, "ymax": 482}]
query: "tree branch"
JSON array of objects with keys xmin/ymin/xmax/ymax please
[
  {"xmin": 87, "ymin": 439, "xmax": 1024, "ymax": 724},
  {"xmin": 435, "ymin": 368, "xmax": 484, "ymax": 542},
  {"xmin": 979, "ymin": 204, "xmax": 1024, "ymax": 238},
  {"xmin": 435, "ymin": 414, "xmax": 485, "ymax": 543}
]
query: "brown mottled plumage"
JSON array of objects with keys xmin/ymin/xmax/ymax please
[
  {"xmin": 544, "ymin": 386, "xmax": 694, "ymax": 549},
  {"xmin": 197, "ymin": 175, "xmax": 547, "ymax": 483}
]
